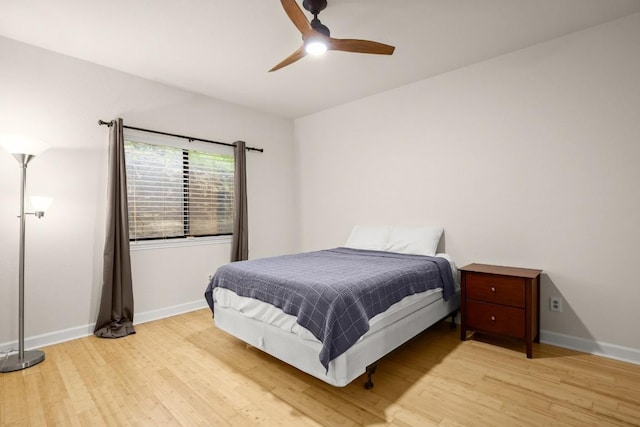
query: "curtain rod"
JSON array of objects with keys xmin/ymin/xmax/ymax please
[{"xmin": 97, "ymin": 120, "xmax": 264, "ymax": 153}]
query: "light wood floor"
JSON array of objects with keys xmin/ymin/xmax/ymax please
[{"xmin": 1, "ymin": 309, "xmax": 639, "ymax": 426}]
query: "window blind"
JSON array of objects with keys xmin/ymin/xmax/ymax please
[{"xmin": 124, "ymin": 139, "xmax": 234, "ymax": 241}]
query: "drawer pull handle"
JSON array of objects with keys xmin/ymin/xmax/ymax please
[
  {"xmin": 491, "ymin": 286, "xmax": 496, "ymax": 292},
  {"xmin": 491, "ymin": 316, "xmax": 496, "ymax": 321}
]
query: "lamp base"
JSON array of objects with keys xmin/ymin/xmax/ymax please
[{"xmin": 0, "ymin": 350, "xmax": 45, "ymax": 373}]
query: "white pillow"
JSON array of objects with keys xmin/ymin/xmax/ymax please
[
  {"xmin": 385, "ymin": 225, "xmax": 443, "ymax": 256},
  {"xmin": 344, "ymin": 225, "xmax": 391, "ymax": 251}
]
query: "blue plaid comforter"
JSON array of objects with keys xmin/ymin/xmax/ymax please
[{"xmin": 205, "ymin": 247, "xmax": 456, "ymax": 370}]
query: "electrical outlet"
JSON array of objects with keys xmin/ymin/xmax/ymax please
[{"xmin": 550, "ymin": 296, "xmax": 563, "ymax": 312}]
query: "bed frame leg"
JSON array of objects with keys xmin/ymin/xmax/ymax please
[
  {"xmin": 364, "ymin": 364, "xmax": 377, "ymax": 389},
  {"xmin": 450, "ymin": 310, "xmax": 458, "ymax": 329}
]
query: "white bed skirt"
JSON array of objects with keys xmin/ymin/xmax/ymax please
[{"xmin": 214, "ymin": 291, "xmax": 460, "ymax": 387}]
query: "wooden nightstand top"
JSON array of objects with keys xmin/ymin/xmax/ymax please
[{"xmin": 460, "ymin": 263, "xmax": 542, "ymax": 279}]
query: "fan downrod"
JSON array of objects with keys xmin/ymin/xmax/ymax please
[{"xmin": 302, "ymin": 0, "xmax": 327, "ymax": 15}]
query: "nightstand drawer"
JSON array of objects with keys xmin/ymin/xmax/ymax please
[
  {"xmin": 466, "ymin": 272, "xmax": 525, "ymax": 307},
  {"xmin": 466, "ymin": 300, "xmax": 525, "ymax": 338}
]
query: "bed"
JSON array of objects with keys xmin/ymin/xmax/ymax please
[{"xmin": 205, "ymin": 225, "xmax": 461, "ymax": 388}]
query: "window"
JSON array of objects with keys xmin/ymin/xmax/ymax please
[{"xmin": 124, "ymin": 131, "xmax": 234, "ymax": 242}]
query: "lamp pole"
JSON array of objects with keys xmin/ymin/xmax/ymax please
[{"xmin": 0, "ymin": 153, "xmax": 45, "ymax": 372}]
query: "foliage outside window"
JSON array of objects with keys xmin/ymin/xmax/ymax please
[{"xmin": 124, "ymin": 139, "xmax": 234, "ymax": 241}]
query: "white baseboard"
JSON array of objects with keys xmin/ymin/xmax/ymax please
[
  {"xmin": 0, "ymin": 300, "xmax": 209, "ymax": 355},
  {"xmin": 540, "ymin": 329, "xmax": 640, "ymax": 366},
  {"xmin": 134, "ymin": 300, "xmax": 209, "ymax": 325}
]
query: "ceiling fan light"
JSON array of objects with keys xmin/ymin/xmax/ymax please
[{"xmin": 305, "ymin": 40, "xmax": 327, "ymax": 56}]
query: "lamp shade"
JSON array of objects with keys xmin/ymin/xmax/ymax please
[
  {"xmin": 0, "ymin": 134, "xmax": 49, "ymax": 156},
  {"xmin": 30, "ymin": 196, "xmax": 53, "ymax": 213}
]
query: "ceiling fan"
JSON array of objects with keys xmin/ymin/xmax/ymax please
[{"xmin": 270, "ymin": 0, "xmax": 395, "ymax": 72}]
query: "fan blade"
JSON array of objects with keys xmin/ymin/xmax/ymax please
[
  {"xmin": 328, "ymin": 38, "xmax": 395, "ymax": 55},
  {"xmin": 269, "ymin": 45, "xmax": 307, "ymax": 72},
  {"xmin": 280, "ymin": 0, "xmax": 312, "ymax": 35}
]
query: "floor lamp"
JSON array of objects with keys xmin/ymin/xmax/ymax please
[{"xmin": 0, "ymin": 135, "xmax": 50, "ymax": 373}]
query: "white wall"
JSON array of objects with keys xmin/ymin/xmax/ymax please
[
  {"xmin": 295, "ymin": 13, "xmax": 640, "ymax": 360},
  {"xmin": 0, "ymin": 36, "xmax": 297, "ymax": 349}
]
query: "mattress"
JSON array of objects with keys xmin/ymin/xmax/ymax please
[
  {"xmin": 212, "ymin": 252, "xmax": 459, "ymax": 345},
  {"xmin": 214, "ymin": 286, "xmax": 445, "ymax": 343}
]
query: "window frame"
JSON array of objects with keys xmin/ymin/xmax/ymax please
[{"xmin": 123, "ymin": 129, "xmax": 234, "ymax": 249}]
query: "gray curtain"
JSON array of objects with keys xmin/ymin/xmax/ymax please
[
  {"xmin": 94, "ymin": 118, "xmax": 136, "ymax": 338},
  {"xmin": 231, "ymin": 140, "xmax": 248, "ymax": 262}
]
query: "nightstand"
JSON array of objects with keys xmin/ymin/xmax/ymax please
[{"xmin": 460, "ymin": 263, "xmax": 542, "ymax": 358}]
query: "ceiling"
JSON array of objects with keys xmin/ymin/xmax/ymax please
[{"xmin": 1, "ymin": 0, "xmax": 640, "ymax": 118}]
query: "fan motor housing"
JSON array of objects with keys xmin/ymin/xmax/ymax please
[{"xmin": 310, "ymin": 18, "xmax": 330, "ymax": 37}]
